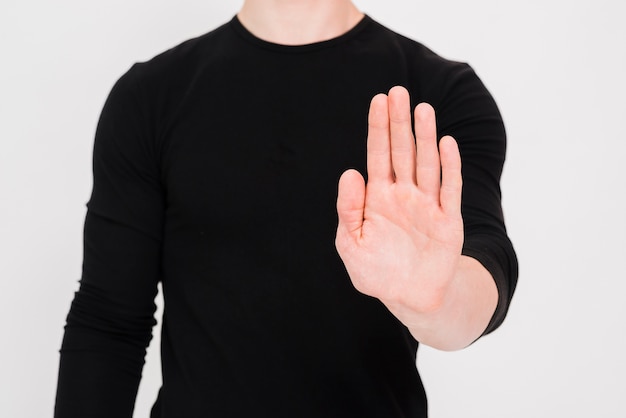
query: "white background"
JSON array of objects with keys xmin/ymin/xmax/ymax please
[{"xmin": 1, "ymin": 0, "xmax": 625, "ymax": 417}]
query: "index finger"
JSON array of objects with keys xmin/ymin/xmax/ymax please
[{"xmin": 366, "ymin": 93, "xmax": 393, "ymax": 184}]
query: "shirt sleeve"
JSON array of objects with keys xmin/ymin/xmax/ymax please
[
  {"xmin": 55, "ymin": 65, "xmax": 163, "ymax": 417},
  {"xmin": 433, "ymin": 63, "xmax": 518, "ymax": 335}
]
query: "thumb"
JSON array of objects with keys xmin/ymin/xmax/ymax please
[{"xmin": 336, "ymin": 169, "xmax": 366, "ymax": 239}]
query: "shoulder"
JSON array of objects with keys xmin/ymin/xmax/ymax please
[
  {"xmin": 104, "ymin": 19, "xmax": 239, "ymax": 137},
  {"xmin": 362, "ymin": 19, "xmax": 505, "ymax": 153},
  {"xmin": 121, "ymin": 19, "xmax": 234, "ymax": 89},
  {"xmin": 360, "ymin": 18, "xmax": 484, "ymax": 105},
  {"xmin": 365, "ymin": 18, "xmax": 468, "ymax": 73}
]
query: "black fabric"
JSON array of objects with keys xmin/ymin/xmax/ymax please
[{"xmin": 55, "ymin": 15, "xmax": 517, "ymax": 418}]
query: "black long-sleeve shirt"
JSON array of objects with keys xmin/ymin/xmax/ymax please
[{"xmin": 55, "ymin": 15, "xmax": 517, "ymax": 418}]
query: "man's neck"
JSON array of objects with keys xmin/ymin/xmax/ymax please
[{"xmin": 237, "ymin": 0, "xmax": 364, "ymax": 45}]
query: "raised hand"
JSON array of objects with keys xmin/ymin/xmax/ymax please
[{"xmin": 336, "ymin": 86, "xmax": 494, "ymax": 349}]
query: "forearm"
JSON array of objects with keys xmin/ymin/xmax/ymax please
[
  {"xmin": 383, "ymin": 255, "xmax": 498, "ymax": 351},
  {"xmin": 55, "ymin": 274, "xmax": 156, "ymax": 417},
  {"xmin": 55, "ymin": 331, "xmax": 145, "ymax": 418}
]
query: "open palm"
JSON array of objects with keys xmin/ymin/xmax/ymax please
[{"xmin": 336, "ymin": 86, "xmax": 464, "ymax": 322}]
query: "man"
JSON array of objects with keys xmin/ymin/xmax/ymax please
[{"xmin": 55, "ymin": 0, "xmax": 517, "ymax": 416}]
